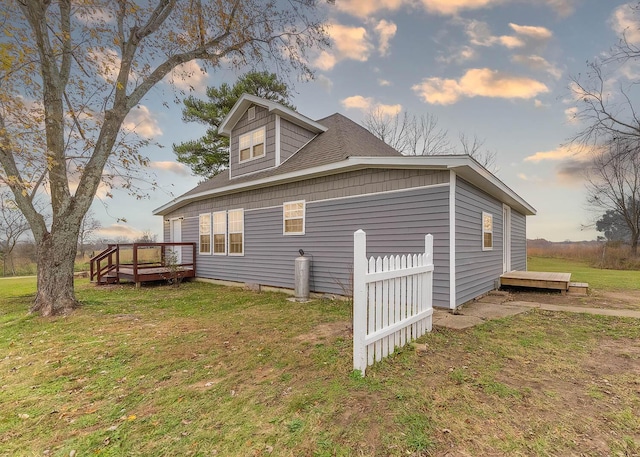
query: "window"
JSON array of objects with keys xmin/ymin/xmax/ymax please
[
  {"xmin": 239, "ymin": 128, "xmax": 265, "ymax": 162},
  {"xmin": 212, "ymin": 211, "xmax": 227, "ymax": 255},
  {"xmin": 228, "ymin": 209, "xmax": 244, "ymax": 255},
  {"xmin": 199, "ymin": 213, "xmax": 211, "ymax": 254},
  {"xmin": 482, "ymin": 212, "xmax": 493, "ymax": 251},
  {"xmin": 283, "ymin": 201, "xmax": 305, "ymax": 235}
]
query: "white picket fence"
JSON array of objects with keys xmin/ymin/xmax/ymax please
[{"xmin": 353, "ymin": 229, "xmax": 434, "ymax": 375}]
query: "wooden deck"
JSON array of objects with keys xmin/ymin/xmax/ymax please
[
  {"xmin": 117, "ymin": 266, "xmax": 195, "ymax": 284},
  {"xmin": 500, "ymin": 271, "xmax": 572, "ymax": 292},
  {"xmin": 90, "ymin": 242, "xmax": 196, "ymax": 286}
]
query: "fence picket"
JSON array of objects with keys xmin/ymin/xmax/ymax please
[{"xmin": 352, "ymin": 230, "xmax": 434, "ymax": 375}]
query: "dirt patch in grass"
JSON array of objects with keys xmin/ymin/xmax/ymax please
[
  {"xmin": 294, "ymin": 321, "xmax": 352, "ymax": 344},
  {"xmin": 503, "ymin": 287, "xmax": 640, "ymax": 310}
]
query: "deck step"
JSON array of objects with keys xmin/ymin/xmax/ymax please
[{"xmin": 568, "ymin": 282, "xmax": 589, "ymax": 295}]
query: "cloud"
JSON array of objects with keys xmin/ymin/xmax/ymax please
[
  {"xmin": 610, "ymin": 3, "xmax": 640, "ymax": 45},
  {"xmin": 412, "ymin": 68, "xmax": 549, "ymax": 105},
  {"xmin": 556, "ymin": 158, "xmax": 588, "ymax": 185},
  {"xmin": 341, "ymin": 95, "xmax": 402, "ymax": 115},
  {"xmin": 378, "ymin": 79, "xmax": 392, "ymax": 86},
  {"xmin": 335, "ymin": 0, "xmax": 406, "ymax": 18},
  {"xmin": 374, "ymin": 20, "xmax": 397, "ymax": 56},
  {"xmin": 437, "ymin": 46, "xmax": 476, "ymax": 64},
  {"xmin": 511, "ymin": 54, "xmax": 562, "ymax": 79},
  {"xmin": 534, "ymin": 99, "xmax": 549, "ymax": 108},
  {"xmin": 498, "ymin": 35, "xmax": 525, "ymax": 48},
  {"xmin": 543, "ymin": 0, "xmax": 577, "ymax": 17},
  {"xmin": 335, "ymin": 0, "xmax": 575, "ymax": 18},
  {"xmin": 419, "ymin": 0, "xmax": 500, "ymax": 16},
  {"xmin": 122, "ymin": 105, "xmax": 162, "ymax": 138},
  {"xmin": 336, "ymin": 0, "xmax": 501, "ymax": 17},
  {"xmin": 97, "ymin": 224, "xmax": 145, "ymax": 241},
  {"xmin": 464, "ymin": 20, "xmax": 551, "ymax": 51},
  {"xmin": 313, "ymin": 51, "xmax": 337, "ymax": 71},
  {"xmin": 312, "ymin": 23, "xmax": 373, "ymax": 70},
  {"xmin": 315, "ymin": 74, "xmax": 334, "ymax": 91},
  {"xmin": 149, "ymin": 161, "xmax": 190, "ymax": 176},
  {"xmin": 508, "ymin": 23, "xmax": 553, "ymax": 40},
  {"xmin": 168, "ymin": 60, "xmax": 209, "ymax": 93},
  {"xmin": 564, "ymin": 107, "xmax": 579, "ymax": 124},
  {"xmin": 524, "ymin": 144, "xmax": 590, "ymax": 162}
]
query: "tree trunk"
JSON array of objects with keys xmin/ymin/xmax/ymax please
[{"xmin": 31, "ymin": 229, "xmax": 80, "ymax": 316}]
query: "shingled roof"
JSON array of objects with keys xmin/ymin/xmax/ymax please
[{"xmin": 179, "ymin": 112, "xmax": 402, "ymax": 198}]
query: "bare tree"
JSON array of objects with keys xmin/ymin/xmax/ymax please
[
  {"xmin": 0, "ymin": 1, "xmax": 327, "ymax": 316},
  {"xmin": 363, "ymin": 108, "xmax": 452, "ymax": 155},
  {"xmin": 0, "ymin": 189, "xmax": 30, "ymax": 276},
  {"xmin": 135, "ymin": 230, "xmax": 157, "ymax": 243},
  {"xmin": 77, "ymin": 210, "xmax": 101, "ymax": 259},
  {"xmin": 585, "ymin": 137, "xmax": 640, "ymax": 255},
  {"xmin": 570, "ymin": 4, "xmax": 640, "ymax": 145},
  {"xmin": 458, "ymin": 133, "xmax": 498, "ymax": 172},
  {"xmin": 363, "ymin": 108, "xmax": 499, "ymax": 171}
]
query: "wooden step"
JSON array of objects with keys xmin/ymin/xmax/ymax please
[{"xmin": 568, "ymin": 282, "xmax": 589, "ymax": 295}]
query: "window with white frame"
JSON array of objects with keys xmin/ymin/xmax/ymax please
[
  {"xmin": 283, "ymin": 201, "xmax": 305, "ymax": 235},
  {"xmin": 482, "ymin": 212, "xmax": 493, "ymax": 251},
  {"xmin": 239, "ymin": 127, "xmax": 265, "ymax": 162},
  {"xmin": 199, "ymin": 213, "xmax": 211, "ymax": 254},
  {"xmin": 212, "ymin": 211, "xmax": 227, "ymax": 255},
  {"xmin": 228, "ymin": 209, "xmax": 244, "ymax": 255}
]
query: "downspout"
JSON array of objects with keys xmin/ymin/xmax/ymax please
[{"xmin": 449, "ymin": 170, "xmax": 457, "ymax": 310}]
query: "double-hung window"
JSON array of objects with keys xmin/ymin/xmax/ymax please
[
  {"xmin": 199, "ymin": 213, "xmax": 211, "ymax": 254},
  {"xmin": 283, "ymin": 201, "xmax": 305, "ymax": 235},
  {"xmin": 482, "ymin": 212, "xmax": 493, "ymax": 251},
  {"xmin": 239, "ymin": 128, "xmax": 265, "ymax": 162},
  {"xmin": 228, "ymin": 209, "xmax": 244, "ymax": 255},
  {"xmin": 212, "ymin": 211, "xmax": 227, "ymax": 255}
]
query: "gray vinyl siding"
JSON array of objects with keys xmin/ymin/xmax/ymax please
[
  {"xmin": 511, "ymin": 210, "xmax": 527, "ymax": 271},
  {"xmin": 165, "ymin": 183, "xmax": 451, "ymax": 307},
  {"xmin": 166, "ymin": 169, "xmax": 449, "ymax": 218},
  {"xmin": 229, "ymin": 105, "xmax": 276, "ymax": 177},
  {"xmin": 181, "ymin": 218, "xmax": 196, "ymax": 266},
  {"xmin": 280, "ymin": 118, "xmax": 316, "ymax": 162},
  {"xmin": 455, "ymin": 178, "xmax": 503, "ymax": 306}
]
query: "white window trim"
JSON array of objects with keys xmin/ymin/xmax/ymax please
[
  {"xmin": 283, "ymin": 200, "xmax": 306, "ymax": 235},
  {"xmin": 228, "ymin": 208, "xmax": 245, "ymax": 256},
  {"xmin": 198, "ymin": 213, "xmax": 211, "ymax": 255},
  {"xmin": 238, "ymin": 127, "xmax": 266, "ymax": 164},
  {"xmin": 212, "ymin": 211, "xmax": 227, "ymax": 256},
  {"xmin": 482, "ymin": 211, "xmax": 493, "ymax": 251}
]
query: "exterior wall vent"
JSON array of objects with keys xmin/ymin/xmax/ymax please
[{"xmin": 247, "ymin": 106, "xmax": 256, "ymax": 121}]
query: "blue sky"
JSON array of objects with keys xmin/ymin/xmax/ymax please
[{"xmin": 95, "ymin": 0, "xmax": 637, "ymax": 243}]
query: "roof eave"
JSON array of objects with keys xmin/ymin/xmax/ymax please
[
  {"xmin": 153, "ymin": 155, "xmax": 536, "ymax": 217},
  {"xmin": 218, "ymin": 93, "xmax": 327, "ymax": 136}
]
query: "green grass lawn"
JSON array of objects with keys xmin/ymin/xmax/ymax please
[
  {"xmin": 528, "ymin": 256, "xmax": 640, "ymax": 291},
  {"xmin": 1, "ymin": 278, "xmax": 639, "ymax": 456}
]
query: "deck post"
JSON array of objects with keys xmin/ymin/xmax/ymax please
[
  {"xmin": 133, "ymin": 243, "xmax": 138, "ymax": 285},
  {"xmin": 192, "ymin": 243, "xmax": 196, "ymax": 276}
]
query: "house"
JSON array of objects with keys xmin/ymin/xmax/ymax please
[{"xmin": 153, "ymin": 94, "xmax": 536, "ymax": 309}]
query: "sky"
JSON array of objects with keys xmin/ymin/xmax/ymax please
[{"xmin": 92, "ymin": 0, "xmax": 639, "ymax": 243}]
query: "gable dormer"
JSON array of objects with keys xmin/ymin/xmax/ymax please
[{"xmin": 219, "ymin": 94, "xmax": 327, "ymax": 179}]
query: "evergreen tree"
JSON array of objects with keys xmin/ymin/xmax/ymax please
[{"xmin": 174, "ymin": 72, "xmax": 294, "ymax": 179}]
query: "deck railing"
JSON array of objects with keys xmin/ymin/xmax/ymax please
[{"xmin": 89, "ymin": 242, "xmax": 197, "ymax": 284}]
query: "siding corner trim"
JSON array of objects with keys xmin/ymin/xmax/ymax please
[{"xmin": 449, "ymin": 170, "xmax": 456, "ymax": 310}]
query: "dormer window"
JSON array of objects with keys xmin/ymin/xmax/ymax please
[{"xmin": 239, "ymin": 127, "xmax": 265, "ymax": 162}]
